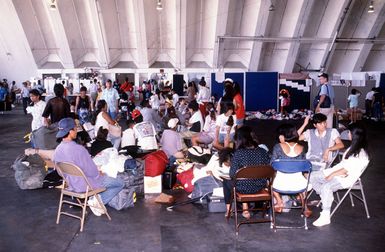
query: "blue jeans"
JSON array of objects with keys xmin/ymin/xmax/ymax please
[
  {"xmin": 373, "ymin": 102, "xmax": 383, "ymax": 120},
  {"xmin": 109, "ymin": 111, "xmax": 117, "ymax": 120},
  {"xmin": 100, "ymin": 176, "xmax": 124, "ymax": 205},
  {"xmin": 108, "ymin": 134, "xmax": 121, "ymax": 149}
]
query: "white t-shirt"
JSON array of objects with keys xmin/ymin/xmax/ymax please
[
  {"xmin": 216, "ymin": 114, "xmax": 237, "ymax": 135},
  {"xmin": 203, "ymin": 115, "xmax": 217, "ymax": 138},
  {"xmin": 94, "ymin": 112, "xmax": 109, "ymax": 137},
  {"xmin": 133, "ymin": 122, "xmax": 158, "ymax": 150},
  {"xmin": 26, "ymin": 100, "xmax": 46, "ymax": 131},
  {"xmin": 121, "ymin": 128, "xmax": 135, "ymax": 148},
  {"xmin": 197, "ymin": 86, "xmax": 210, "ymax": 103},
  {"xmin": 365, "ymin": 91, "xmax": 374, "ymax": 100}
]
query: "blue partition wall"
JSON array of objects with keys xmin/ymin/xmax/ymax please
[
  {"xmin": 245, "ymin": 72, "xmax": 278, "ymax": 111},
  {"xmin": 210, "ymin": 73, "xmax": 244, "ymax": 101}
]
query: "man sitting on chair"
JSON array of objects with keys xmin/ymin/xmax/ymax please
[
  {"xmin": 53, "ymin": 118, "xmax": 124, "ymax": 216},
  {"xmin": 298, "ymin": 113, "xmax": 344, "ymax": 170}
]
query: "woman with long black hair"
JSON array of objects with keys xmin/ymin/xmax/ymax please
[
  {"xmin": 222, "ymin": 126, "xmax": 270, "ymax": 219},
  {"xmin": 310, "ymin": 123, "xmax": 370, "ymax": 226}
]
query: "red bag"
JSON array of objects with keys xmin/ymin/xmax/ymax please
[
  {"xmin": 176, "ymin": 168, "xmax": 194, "ymax": 193},
  {"xmin": 143, "ymin": 150, "xmax": 169, "ymax": 177}
]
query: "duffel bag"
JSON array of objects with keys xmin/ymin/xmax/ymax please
[
  {"xmin": 176, "ymin": 168, "xmax": 194, "ymax": 193},
  {"xmin": 108, "ymin": 188, "xmax": 136, "ymax": 210},
  {"xmin": 12, "ymin": 154, "xmax": 47, "ymax": 190},
  {"xmin": 143, "ymin": 150, "xmax": 168, "ymax": 177}
]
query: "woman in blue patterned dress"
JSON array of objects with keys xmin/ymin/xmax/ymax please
[{"xmin": 223, "ymin": 126, "xmax": 270, "ymax": 219}]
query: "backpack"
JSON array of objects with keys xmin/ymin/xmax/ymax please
[
  {"xmin": 12, "ymin": 154, "xmax": 47, "ymax": 190},
  {"xmin": 143, "ymin": 150, "xmax": 169, "ymax": 177},
  {"xmin": 187, "ymin": 146, "xmax": 212, "ymax": 164}
]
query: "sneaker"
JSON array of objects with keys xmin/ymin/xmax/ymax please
[
  {"xmin": 313, "ymin": 212, "xmax": 331, "ymax": 227},
  {"xmin": 87, "ymin": 196, "xmax": 102, "ymax": 216}
]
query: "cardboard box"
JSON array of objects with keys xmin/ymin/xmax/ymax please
[{"xmin": 144, "ymin": 175, "xmax": 162, "ymax": 194}]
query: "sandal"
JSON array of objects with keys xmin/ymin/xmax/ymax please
[{"xmin": 242, "ymin": 211, "xmax": 251, "ymax": 219}]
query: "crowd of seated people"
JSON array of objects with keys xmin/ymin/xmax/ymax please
[{"xmin": 21, "ymin": 77, "xmax": 370, "ymax": 229}]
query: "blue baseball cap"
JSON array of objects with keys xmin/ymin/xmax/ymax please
[{"xmin": 56, "ymin": 118, "xmax": 76, "ymax": 138}]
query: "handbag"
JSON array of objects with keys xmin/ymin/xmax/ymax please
[
  {"xmin": 313, "ymin": 85, "xmax": 331, "ymax": 109},
  {"xmin": 108, "ymin": 124, "xmax": 122, "ymax": 137},
  {"xmin": 187, "ymin": 146, "xmax": 212, "ymax": 164}
]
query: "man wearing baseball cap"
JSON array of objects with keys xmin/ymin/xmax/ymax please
[
  {"xmin": 53, "ymin": 118, "xmax": 124, "ymax": 216},
  {"xmin": 316, "ymin": 73, "xmax": 335, "ymax": 128}
]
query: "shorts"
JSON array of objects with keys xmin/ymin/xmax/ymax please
[
  {"xmin": 196, "ymin": 132, "xmax": 214, "ymax": 144},
  {"xmin": 218, "ymin": 133, "xmax": 234, "ymax": 144},
  {"xmin": 236, "ymin": 118, "xmax": 244, "ymax": 126}
]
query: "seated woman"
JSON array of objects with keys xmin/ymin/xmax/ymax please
[
  {"xmin": 310, "ymin": 123, "xmax": 370, "ymax": 227},
  {"xmin": 223, "ymin": 126, "xmax": 270, "ymax": 219},
  {"xmin": 94, "ymin": 99, "xmax": 121, "ymax": 149},
  {"xmin": 270, "ymin": 124, "xmax": 311, "ymax": 216},
  {"xmin": 213, "ymin": 103, "xmax": 237, "ymax": 150},
  {"xmin": 90, "ymin": 127, "xmax": 113, "ymax": 157},
  {"xmin": 160, "ymin": 118, "xmax": 184, "ymax": 161},
  {"xmin": 191, "ymin": 103, "xmax": 217, "ymax": 146}
]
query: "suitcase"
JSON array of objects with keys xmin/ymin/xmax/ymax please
[{"xmin": 207, "ymin": 195, "xmax": 227, "ymax": 213}]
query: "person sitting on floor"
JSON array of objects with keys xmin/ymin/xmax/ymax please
[
  {"xmin": 53, "ymin": 118, "xmax": 124, "ymax": 216},
  {"xmin": 270, "ymin": 123, "xmax": 311, "ymax": 217},
  {"xmin": 131, "ymin": 109, "xmax": 158, "ymax": 151},
  {"xmin": 140, "ymin": 99, "xmax": 163, "ymax": 131},
  {"xmin": 223, "ymin": 126, "xmax": 270, "ymax": 219},
  {"xmin": 121, "ymin": 118, "xmax": 136, "ymax": 149},
  {"xmin": 181, "ymin": 100, "xmax": 204, "ymax": 139},
  {"xmin": 191, "ymin": 103, "xmax": 217, "ymax": 147},
  {"xmin": 213, "ymin": 103, "xmax": 237, "ymax": 150},
  {"xmin": 310, "ymin": 123, "xmax": 370, "ymax": 227},
  {"xmin": 90, "ymin": 127, "xmax": 113, "ymax": 157},
  {"xmin": 160, "ymin": 118, "xmax": 185, "ymax": 161},
  {"xmin": 298, "ymin": 113, "xmax": 344, "ymax": 169}
]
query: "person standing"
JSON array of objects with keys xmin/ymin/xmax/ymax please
[
  {"xmin": 75, "ymin": 86, "xmax": 93, "ymax": 125},
  {"xmin": 233, "ymin": 82, "xmax": 245, "ymax": 127},
  {"xmin": 347, "ymin": 89, "xmax": 361, "ymax": 123},
  {"xmin": 42, "ymin": 84, "xmax": 71, "ymax": 125},
  {"xmin": 100, "ymin": 79, "xmax": 120, "ymax": 120},
  {"xmin": 21, "ymin": 81, "xmax": 31, "ymax": 115},
  {"xmin": 89, "ymin": 79, "xmax": 99, "ymax": 108},
  {"xmin": 364, "ymin": 87, "xmax": 375, "ymax": 119},
  {"xmin": 26, "ymin": 89, "xmax": 46, "ymax": 131},
  {"xmin": 315, "ymin": 73, "xmax": 335, "ymax": 128}
]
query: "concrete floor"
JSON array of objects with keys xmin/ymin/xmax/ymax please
[{"xmin": 1, "ymin": 106, "xmax": 385, "ymax": 252}]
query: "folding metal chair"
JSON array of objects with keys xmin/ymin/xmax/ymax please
[
  {"xmin": 331, "ymin": 166, "xmax": 370, "ymax": 219},
  {"xmin": 271, "ymin": 159, "xmax": 312, "ymax": 230},
  {"xmin": 231, "ymin": 165, "xmax": 275, "ymax": 236},
  {"xmin": 55, "ymin": 162, "xmax": 111, "ymax": 232}
]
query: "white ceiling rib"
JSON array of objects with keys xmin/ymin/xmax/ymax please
[{"xmin": 1, "ymin": 0, "xmax": 385, "ymax": 79}]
